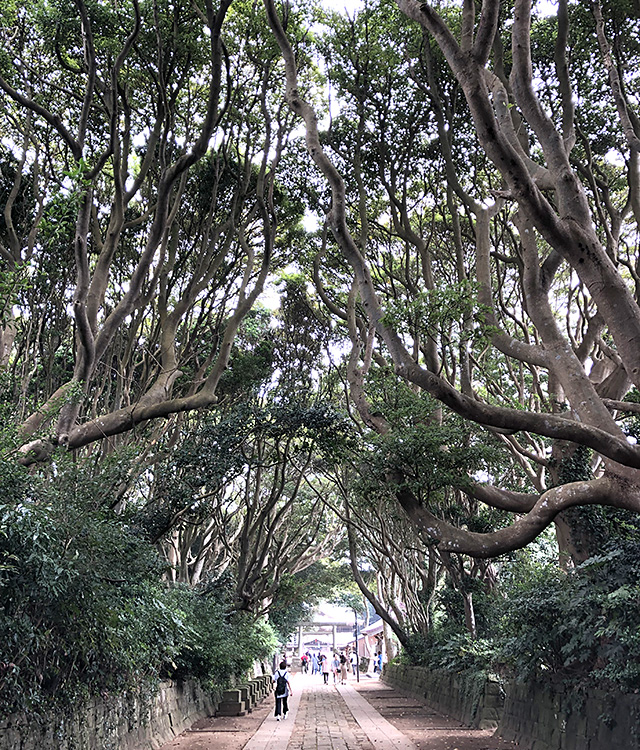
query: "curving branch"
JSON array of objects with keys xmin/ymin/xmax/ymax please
[
  {"xmin": 265, "ymin": 0, "xmax": 640, "ymax": 466},
  {"xmin": 397, "ymin": 0, "xmax": 640, "ymax": 395},
  {"xmin": 591, "ymin": 0, "xmax": 640, "ymax": 155},
  {"xmin": 472, "ymin": 0, "xmax": 500, "ymax": 66},
  {"xmin": 554, "ymin": 0, "xmax": 576, "ymax": 153},
  {"xmin": 345, "ymin": 501, "xmax": 411, "ymax": 647},
  {"xmin": 394, "ymin": 473, "xmax": 640, "ymax": 559}
]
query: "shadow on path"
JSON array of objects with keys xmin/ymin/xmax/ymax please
[{"xmin": 351, "ymin": 678, "xmax": 517, "ymax": 750}]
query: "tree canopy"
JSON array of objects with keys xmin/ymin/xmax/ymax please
[
  {"xmin": 265, "ymin": 0, "xmax": 640, "ymax": 561},
  {"xmin": 3, "ymin": 0, "xmax": 640, "ymax": 715}
]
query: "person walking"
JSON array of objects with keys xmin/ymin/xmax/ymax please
[
  {"xmin": 350, "ymin": 651, "xmax": 358, "ymax": 675},
  {"xmin": 331, "ymin": 653, "xmax": 340, "ymax": 683},
  {"xmin": 311, "ymin": 652, "xmax": 319, "ymax": 675},
  {"xmin": 272, "ymin": 659, "xmax": 293, "ymax": 721},
  {"xmin": 321, "ymin": 654, "xmax": 330, "ymax": 684},
  {"xmin": 340, "ymin": 652, "xmax": 348, "ymax": 684}
]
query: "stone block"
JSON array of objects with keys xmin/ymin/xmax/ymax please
[
  {"xmin": 563, "ymin": 727, "xmax": 587, "ymax": 750},
  {"xmin": 256, "ymin": 678, "xmax": 270, "ymax": 698},
  {"xmin": 242, "ymin": 684, "xmax": 260, "ymax": 712},
  {"xmin": 238, "ymin": 685, "xmax": 254, "ymax": 710},
  {"xmin": 499, "ymin": 725, "xmax": 517, "ymax": 743},
  {"xmin": 548, "ymin": 726, "xmax": 562, "ymax": 747},
  {"xmin": 216, "ymin": 700, "xmax": 247, "ymax": 717},
  {"xmin": 222, "ymin": 688, "xmax": 243, "ymax": 703},
  {"xmin": 478, "ymin": 718, "xmax": 499, "ymax": 730},
  {"xmin": 536, "ymin": 714, "xmax": 556, "ymax": 744},
  {"xmin": 482, "ymin": 707, "xmax": 501, "ymax": 721},
  {"xmin": 485, "ymin": 693, "xmax": 504, "ymax": 709}
]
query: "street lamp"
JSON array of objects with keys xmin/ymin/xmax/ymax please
[{"xmin": 353, "ymin": 609, "xmax": 360, "ymax": 683}]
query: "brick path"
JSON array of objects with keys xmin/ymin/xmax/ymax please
[
  {"xmin": 244, "ymin": 672, "xmax": 418, "ymax": 750},
  {"xmin": 288, "ymin": 681, "xmax": 376, "ymax": 750},
  {"xmin": 164, "ymin": 670, "xmax": 517, "ymax": 750},
  {"xmin": 239, "ymin": 670, "xmax": 518, "ymax": 750}
]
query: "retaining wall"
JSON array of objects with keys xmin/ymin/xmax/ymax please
[
  {"xmin": 383, "ymin": 664, "xmax": 640, "ymax": 750},
  {"xmin": 499, "ymin": 679, "xmax": 640, "ymax": 750},
  {"xmin": 0, "ymin": 679, "xmax": 217, "ymax": 750},
  {"xmin": 216, "ymin": 674, "xmax": 273, "ymax": 716},
  {"xmin": 381, "ymin": 663, "xmax": 503, "ymax": 729}
]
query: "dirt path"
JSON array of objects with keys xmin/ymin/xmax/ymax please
[
  {"xmin": 352, "ymin": 679, "xmax": 517, "ymax": 750},
  {"xmin": 157, "ymin": 698, "xmax": 273, "ymax": 750}
]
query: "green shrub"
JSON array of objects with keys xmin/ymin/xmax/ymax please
[
  {"xmin": 0, "ymin": 460, "xmax": 178, "ymax": 714},
  {"xmin": 167, "ymin": 580, "xmax": 277, "ymax": 689},
  {"xmin": 496, "ymin": 540, "xmax": 640, "ymax": 690},
  {"xmin": 403, "ymin": 629, "xmax": 496, "ymax": 674},
  {"xmin": 0, "ymin": 457, "xmax": 278, "ymax": 717},
  {"xmin": 398, "ymin": 534, "xmax": 640, "ymax": 693}
]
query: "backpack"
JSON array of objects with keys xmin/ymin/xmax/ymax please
[{"xmin": 275, "ymin": 671, "xmax": 287, "ymax": 695}]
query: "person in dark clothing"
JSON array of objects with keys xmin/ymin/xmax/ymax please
[
  {"xmin": 339, "ymin": 653, "xmax": 348, "ymax": 684},
  {"xmin": 272, "ymin": 660, "xmax": 293, "ymax": 720}
]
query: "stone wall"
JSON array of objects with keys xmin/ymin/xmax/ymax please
[
  {"xmin": 0, "ymin": 679, "xmax": 218, "ymax": 750},
  {"xmin": 381, "ymin": 663, "xmax": 503, "ymax": 729},
  {"xmin": 383, "ymin": 664, "xmax": 640, "ymax": 750},
  {"xmin": 499, "ymin": 680, "xmax": 640, "ymax": 750}
]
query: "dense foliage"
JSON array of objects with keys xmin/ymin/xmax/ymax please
[
  {"xmin": 394, "ymin": 525, "xmax": 640, "ymax": 693},
  {"xmin": 496, "ymin": 532, "xmax": 640, "ymax": 691},
  {"xmin": 2, "ymin": 0, "xmax": 640, "ymax": 722},
  {"xmin": 0, "ymin": 455, "xmax": 276, "ymax": 717}
]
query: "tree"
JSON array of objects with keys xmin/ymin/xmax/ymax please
[
  {"xmin": 324, "ymin": 386, "xmax": 503, "ymax": 643},
  {"xmin": 142, "ymin": 399, "xmax": 349, "ymax": 610},
  {"xmin": 264, "ymin": 0, "xmax": 640, "ymax": 562},
  {"xmin": 0, "ymin": 0, "xmax": 306, "ymax": 462}
]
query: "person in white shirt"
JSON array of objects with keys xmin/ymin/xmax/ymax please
[
  {"xmin": 350, "ymin": 651, "xmax": 358, "ymax": 675},
  {"xmin": 272, "ymin": 660, "xmax": 293, "ymax": 720}
]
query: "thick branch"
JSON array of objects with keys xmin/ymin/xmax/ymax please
[
  {"xmin": 591, "ymin": 0, "xmax": 640, "ymax": 154},
  {"xmin": 395, "ymin": 474, "xmax": 640, "ymax": 558}
]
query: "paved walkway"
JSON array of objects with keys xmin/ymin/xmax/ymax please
[
  {"xmin": 245, "ymin": 672, "xmax": 417, "ymax": 750},
  {"xmin": 162, "ymin": 670, "xmax": 517, "ymax": 750}
]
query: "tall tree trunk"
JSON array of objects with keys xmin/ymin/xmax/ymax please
[{"xmin": 462, "ymin": 590, "xmax": 477, "ymax": 640}]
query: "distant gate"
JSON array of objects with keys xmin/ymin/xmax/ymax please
[{"xmin": 294, "ymin": 620, "xmax": 354, "ymax": 654}]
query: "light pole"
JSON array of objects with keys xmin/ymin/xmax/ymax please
[{"xmin": 353, "ymin": 609, "xmax": 360, "ymax": 683}]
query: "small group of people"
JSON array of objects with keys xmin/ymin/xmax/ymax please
[
  {"xmin": 373, "ymin": 651, "xmax": 383, "ymax": 673},
  {"xmin": 301, "ymin": 650, "xmax": 352, "ymax": 684},
  {"xmin": 300, "ymin": 652, "xmax": 310, "ymax": 673},
  {"xmin": 272, "ymin": 648, "xmax": 369, "ymax": 720},
  {"xmin": 333, "ymin": 652, "xmax": 349, "ymax": 685}
]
